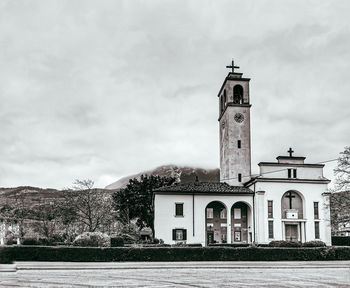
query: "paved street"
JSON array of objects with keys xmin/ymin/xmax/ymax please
[{"xmin": 1, "ymin": 261, "xmax": 350, "ymax": 287}]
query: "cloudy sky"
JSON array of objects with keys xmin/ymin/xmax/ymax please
[{"xmin": 0, "ymin": 0, "xmax": 349, "ymax": 189}]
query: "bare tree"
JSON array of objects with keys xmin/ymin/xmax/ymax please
[
  {"xmin": 334, "ymin": 146, "xmax": 350, "ymax": 191},
  {"xmin": 61, "ymin": 180, "xmax": 114, "ymax": 233},
  {"xmin": 330, "ymin": 146, "xmax": 350, "ymax": 235}
]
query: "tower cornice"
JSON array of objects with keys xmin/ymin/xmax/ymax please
[{"xmin": 217, "ymin": 73, "xmax": 251, "ymax": 98}]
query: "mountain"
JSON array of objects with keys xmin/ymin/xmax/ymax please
[{"xmin": 105, "ymin": 165, "xmax": 220, "ymax": 190}]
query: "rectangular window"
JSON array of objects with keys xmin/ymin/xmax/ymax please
[
  {"xmin": 268, "ymin": 220, "xmax": 274, "ymax": 239},
  {"xmin": 237, "ymin": 140, "xmax": 241, "ymax": 149},
  {"xmin": 288, "ymin": 168, "xmax": 297, "ymax": 178},
  {"xmin": 268, "ymin": 200, "xmax": 273, "ymax": 218},
  {"xmin": 238, "ymin": 173, "xmax": 242, "ymax": 182},
  {"xmin": 234, "ymin": 208, "xmax": 241, "ymax": 219},
  {"xmin": 315, "ymin": 222, "xmax": 320, "ymax": 239},
  {"xmin": 172, "ymin": 229, "xmax": 187, "ymax": 241},
  {"xmin": 314, "ymin": 202, "xmax": 319, "ymax": 219},
  {"xmin": 220, "ymin": 208, "xmax": 227, "ymax": 219},
  {"xmin": 175, "ymin": 203, "xmax": 183, "ymax": 217},
  {"xmin": 206, "ymin": 208, "xmax": 213, "ymax": 219}
]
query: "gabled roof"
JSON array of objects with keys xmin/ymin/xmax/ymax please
[{"xmin": 154, "ymin": 182, "xmax": 253, "ymax": 194}]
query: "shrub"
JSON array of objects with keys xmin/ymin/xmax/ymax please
[
  {"xmin": 22, "ymin": 238, "xmax": 41, "ymax": 245},
  {"xmin": 73, "ymin": 232, "xmax": 110, "ymax": 247},
  {"xmin": 302, "ymin": 241, "xmax": 326, "ymax": 247},
  {"xmin": 209, "ymin": 243, "xmax": 249, "ymax": 248},
  {"xmin": 111, "ymin": 237, "xmax": 124, "ymax": 247},
  {"xmin": 1, "ymin": 246, "xmax": 350, "ymax": 263},
  {"xmin": 332, "ymin": 236, "xmax": 350, "ymax": 246},
  {"xmin": 269, "ymin": 240, "xmax": 302, "ymax": 247}
]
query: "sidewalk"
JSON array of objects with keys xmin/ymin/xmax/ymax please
[{"xmin": 12, "ymin": 260, "xmax": 350, "ymax": 270}]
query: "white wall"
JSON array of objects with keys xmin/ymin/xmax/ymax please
[
  {"xmin": 259, "ymin": 165, "xmax": 324, "ymax": 180},
  {"xmin": 250, "ymin": 181, "xmax": 331, "ymax": 245},
  {"xmin": 154, "ymin": 193, "xmax": 254, "ymax": 245}
]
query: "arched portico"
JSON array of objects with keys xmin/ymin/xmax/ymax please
[
  {"xmin": 231, "ymin": 202, "xmax": 252, "ymax": 243},
  {"xmin": 205, "ymin": 201, "xmax": 227, "ymax": 245},
  {"xmin": 281, "ymin": 190, "xmax": 305, "ymax": 242}
]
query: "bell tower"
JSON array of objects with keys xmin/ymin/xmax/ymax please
[{"xmin": 218, "ymin": 60, "xmax": 251, "ymax": 186}]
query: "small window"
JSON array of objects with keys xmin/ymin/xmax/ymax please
[
  {"xmin": 172, "ymin": 229, "xmax": 187, "ymax": 241},
  {"xmin": 220, "ymin": 208, "xmax": 227, "ymax": 219},
  {"xmin": 234, "ymin": 208, "xmax": 241, "ymax": 219},
  {"xmin": 175, "ymin": 203, "xmax": 183, "ymax": 217},
  {"xmin": 237, "ymin": 140, "xmax": 241, "ymax": 149},
  {"xmin": 315, "ymin": 222, "xmax": 320, "ymax": 239},
  {"xmin": 268, "ymin": 220, "xmax": 274, "ymax": 239},
  {"xmin": 268, "ymin": 200, "xmax": 273, "ymax": 218},
  {"xmin": 314, "ymin": 202, "xmax": 319, "ymax": 219},
  {"xmin": 288, "ymin": 168, "xmax": 297, "ymax": 179},
  {"xmin": 238, "ymin": 173, "xmax": 242, "ymax": 182},
  {"xmin": 206, "ymin": 208, "xmax": 213, "ymax": 219}
]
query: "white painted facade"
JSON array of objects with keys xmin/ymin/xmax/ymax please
[
  {"xmin": 153, "ymin": 64, "xmax": 331, "ymax": 246},
  {"xmin": 154, "ymin": 193, "xmax": 253, "ymax": 246}
]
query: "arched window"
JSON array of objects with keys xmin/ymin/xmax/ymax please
[
  {"xmin": 233, "ymin": 85, "xmax": 243, "ymax": 104},
  {"xmin": 224, "ymin": 89, "xmax": 227, "ymax": 104},
  {"xmin": 220, "ymin": 96, "xmax": 223, "ymax": 112}
]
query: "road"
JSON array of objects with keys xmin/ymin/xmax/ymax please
[{"xmin": 1, "ymin": 261, "xmax": 350, "ymax": 287}]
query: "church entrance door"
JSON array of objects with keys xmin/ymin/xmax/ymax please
[{"xmin": 285, "ymin": 224, "xmax": 298, "ymax": 242}]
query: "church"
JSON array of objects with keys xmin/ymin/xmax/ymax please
[{"xmin": 154, "ymin": 62, "xmax": 331, "ymax": 246}]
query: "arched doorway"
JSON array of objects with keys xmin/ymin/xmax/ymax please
[
  {"xmin": 231, "ymin": 202, "xmax": 251, "ymax": 243},
  {"xmin": 205, "ymin": 201, "xmax": 227, "ymax": 245},
  {"xmin": 281, "ymin": 190, "xmax": 304, "ymax": 242}
]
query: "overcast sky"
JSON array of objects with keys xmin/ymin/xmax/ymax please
[{"xmin": 0, "ymin": 0, "xmax": 349, "ymax": 189}]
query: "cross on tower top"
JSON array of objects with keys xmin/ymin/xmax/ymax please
[
  {"xmin": 288, "ymin": 147, "xmax": 294, "ymax": 157},
  {"xmin": 226, "ymin": 59, "xmax": 240, "ymax": 73}
]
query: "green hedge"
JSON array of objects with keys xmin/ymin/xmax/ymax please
[
  {"xmin": 1, "ymin": 246, "xmax": 350, "ymax": 263},
  {"xmin": 332, "ymin": 236, "xmax": 350, "ymax": 246}
]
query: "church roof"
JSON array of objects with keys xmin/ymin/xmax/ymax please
[{"xmin": 154, "ymin": 182, "xmax": 253, "ymax": 194}]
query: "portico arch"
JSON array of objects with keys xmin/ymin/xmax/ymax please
[
  {"xmin": 205, "ymin": 201, "xmax": 227, "ymax": 245},
  {"xmin": 231, "ymin": 201, "xmax": 252, "ymax": 243},
  {"xmin": 281, "ymin": 190, "xmax": 305, "ymax": 242}
]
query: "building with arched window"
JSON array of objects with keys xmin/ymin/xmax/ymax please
[{"xmin": 154, "ymin": 62, "xmax": 331, "ymax": 246}]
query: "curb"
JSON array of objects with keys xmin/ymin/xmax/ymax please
[{"xmin": 0, "ymin": 264, "xmax": 17, "ymax": 272}]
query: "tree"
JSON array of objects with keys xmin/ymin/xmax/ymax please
[
  {"xmin": 61, "ymin": 180, "xmax": 114, "ymax": 233},
  {"xmin": 31, "ymin": 200, "xmax": 60, "ymax": 241},
  {"xmin": 112, "ymin": 175, "xmax": 175, "ymax": 237},
  {"xmin": 330, "ymin": 146, "xmax": 350, "ymax": 235},
  {"xmin": 334, "ymin": 146, "xmax": 350, "ymax": 191}
]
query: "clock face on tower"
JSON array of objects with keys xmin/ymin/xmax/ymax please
[{"xmin": 234, "ymin": 113, "xmax": 244, "ymax": 123}]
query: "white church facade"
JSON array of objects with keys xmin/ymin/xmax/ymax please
[{"xmin": 154, "ymin": 62, "xmax": 331, "ymax": 246}]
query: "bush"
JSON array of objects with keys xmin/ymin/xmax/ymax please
[
  {"xmin": 22, "ymin": 238, "xmax": 42, "ymax": 245},
  {"xmin": 73, "ymin": 232, "xmax": 110, "ymax": 247},
  {"xmin": 332, "ymin": 236, "xmax": 350, "ymax": 246},
  {"xmin": 111, "ymin": 237, "xmax": 124, "ymax": 247},
  {"xmin": 209, "ymin": 243, "xmax": 249, "ymax": 248},
  {"xmin": 302, "ymin": 241, "xmax": 326, "ymax": 247},
  {"xmin": 269, "ymin": 241, "xmax": 302, "ymax": 247},
  {"xmin": 1, "ymin": 246, "xmax": 350, "ymax": 263}
]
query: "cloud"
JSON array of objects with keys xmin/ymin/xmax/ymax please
[{"xmin": 0, "ymin": 0, "xmax": 349, "ymax": 188}]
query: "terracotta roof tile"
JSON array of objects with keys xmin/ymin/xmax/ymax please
[{"xmin": 154, "ymin": 182, "xmax": 253, "ymax": 194}]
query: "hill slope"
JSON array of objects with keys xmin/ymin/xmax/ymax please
[{"xmin": 105, "ymin": 165, "xmax": 220, "ymax": 190}]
